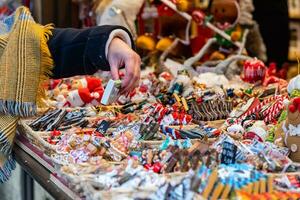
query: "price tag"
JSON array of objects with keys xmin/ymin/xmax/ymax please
[{"xmin": 221, "ymin": 141, "xmax": 237, "ymax": 165}]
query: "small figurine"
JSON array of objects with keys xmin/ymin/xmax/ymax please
[
  {"xmin": 66, "ymin": 88, "xmax": 94, "ymax": 107},
  {"xmin": 168, "ymin": 69, "xmax": 193, "ymax": 97}
]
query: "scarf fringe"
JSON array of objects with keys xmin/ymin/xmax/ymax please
[
  {"xmin": 36, "ymin": 23, "xmax": 54, "ymax": 108},
  {"xmin": 0, "ymin": 156, "xmax": 16, "ymax": 183},
  {"xmin": 0, "ymin": 137, "xmax": 12, "ymax": 157},
  {"xmin": 0, "ymin": 100, "xmax": 37, "ymax": 117}
]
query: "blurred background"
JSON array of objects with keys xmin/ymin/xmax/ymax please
[
  {"xmin": 2, "ymin": 0, "xmax": 298, "ymax": 73},
  {"xmin": 1, "ymin": 0, "xmax": 300, "ymax": 199}
]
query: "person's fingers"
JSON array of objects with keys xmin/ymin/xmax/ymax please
[
  {"xmin": 122, "ymin": 57, "xmax": 136, "ymax": 93},
  {"xmin": 123, "ymin": 58, "xmax": 140, "ymax": 93},
  {"xmin": 110, "ymin": 63, "xmax": 120, "ymax": 80}
]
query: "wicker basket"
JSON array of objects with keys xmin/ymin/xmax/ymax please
[{"xmin": 17, "ymin": 119, "xmax": 58, "ymax": 155}]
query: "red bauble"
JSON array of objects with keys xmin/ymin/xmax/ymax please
[{"xmin": 243, "ymin": 59, "xmax": 266, "ymax": 83}]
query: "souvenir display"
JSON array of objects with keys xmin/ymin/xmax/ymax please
[
  {"xmin": 19, "ymin": 63, "xmax": 298, "ymax": 198},
  {"xmin": 12, "ymin": 0, "xmax": 300, "ymax": 199}
]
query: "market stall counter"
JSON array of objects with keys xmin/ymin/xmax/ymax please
[{"xmin": 8, "ymin": 70, "xmax": 300, "ymax": 200}]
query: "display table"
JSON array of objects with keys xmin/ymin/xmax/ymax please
[{"xmin": 13, "ymin": 134, "xmax": 80, "ymax": 200}]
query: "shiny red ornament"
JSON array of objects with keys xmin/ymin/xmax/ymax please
[{"xmin": 243, "ymin": 59, "xmax": 266, "ymax": 83}]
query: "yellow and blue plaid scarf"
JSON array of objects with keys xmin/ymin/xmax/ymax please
[{"xmin": 0, "ymin": 6, "xmax": 53, "ymax": 182}]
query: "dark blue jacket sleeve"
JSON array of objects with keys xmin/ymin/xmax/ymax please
[{"xmin": 48, "ymin": 25, "xmax": 134, "ymax": 79}]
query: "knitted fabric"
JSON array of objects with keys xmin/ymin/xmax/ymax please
[{"xmin": 0, "ymin": 6, "xmax": 53, "ymax": 182}]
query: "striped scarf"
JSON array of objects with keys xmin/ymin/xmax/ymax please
[{"xmin": 0, "ymin": 6, "xmax": 53, "ymax": 182}]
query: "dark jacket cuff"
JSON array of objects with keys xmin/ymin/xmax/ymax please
[{"xmin": 49, "ymin": 25, "xmax": 134, "ymax": 79}]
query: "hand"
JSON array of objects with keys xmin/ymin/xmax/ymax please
[{"xmin": 107, "ymin": 37, "xmax": 141, "ymax": 94}]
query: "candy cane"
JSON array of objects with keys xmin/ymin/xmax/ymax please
[
  {"xmin": 264, "ymin": 101, "xmax": 284, "ymax": 124},
  {"xmin": 235, "ymin": 95, "xmax": 286, "ymax": 124},
  {"xmin": 263, "ymin": 98, "xmax": 285, "ymax": 117},
  {"xmin": 263, "ymin": 101, "xmax": 279, "ymax": 117},
  {"xmin": 235, "ymin": 102, "xmax": 263, "ymax": 124}
]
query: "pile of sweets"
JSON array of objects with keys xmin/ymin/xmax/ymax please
[
  {"xmin": 152, "ymin": 163, "xmax": 273, "ymax": 200},
  {"xmin": 19, "ymin": 58, "xmax": 300, "ymax": 199}
]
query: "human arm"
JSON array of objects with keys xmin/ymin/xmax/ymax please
[{"xmin": 48, "ymin": 25, "xmax": 141, "ymax": 92}]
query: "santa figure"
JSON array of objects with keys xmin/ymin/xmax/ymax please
[
  {"xmin": 71, "ymin": 77, "xmax": 102, "ymax": 92},
  {"xmin": 65, "ymin": 88, "xmax": 94, "ymax": 107}
]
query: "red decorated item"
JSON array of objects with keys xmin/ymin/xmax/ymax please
[
  {"xmin": 51, "ymin": 130, "xmax": 61, "ymax": 137},
  {"xmin": 263, "ymin": 76, "xmax": 280, "ymax": 86},
  {"xmin": 49, "ymin": 79, "xmax": 62, "ymax": 90},
  {"xmin": 244, "ymin": 127, "xmax": 267, "ymax": 142},
  {"xmin": 242, "ymin": 58, "xmax": 266, "ymax": 83},
  {"xmin": 139, "ymin": 84, "xmax": 148, "ymax": 93},
  {"xmin": 152, "ymin": 162, "xmax": 162, "ymax": 173},
  {"xmin": 266, "ymin": 63, "xmax": 277, "ymax": 77},
  {"xmin": 289, "ymin": 97, "xmax": 300, "ymax": 113},
  {"xmin": 66, "ymin": 88, "xmax": 94, "ymax": 107},
  {"xmin": 144, "ymin": 163, "xmax": 152, "ymax": 170},
  {"xmin": 262, "ymin": 63, "xmax": 288, "ymax": 87},
  {"xmin": 129, "ymin": 90, "xmax": 137, "ymax": 98}
]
